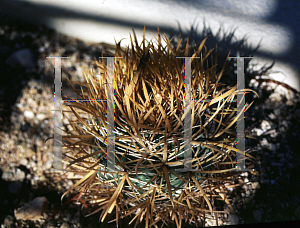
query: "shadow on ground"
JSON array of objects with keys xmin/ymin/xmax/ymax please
[{"xmin": 1, "ymin": 11, "xmax": 300, "ymax": 227}]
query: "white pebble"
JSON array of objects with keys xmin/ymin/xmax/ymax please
[
  {"xmin": 14, "ymin": 197, "xmax": 48, "ymax": 221},
  {"xmin": 261, "ymin": 120, "xmax": 271, "ymax": 131},
  {"xmin": 36, "ymin": 113, "xmax": 46, "ymax": 120},
  {"xmin": 24, "ymin": 110, "xmax": 34, "ymax": 119},
  {"xmin": 251, "ymin": 182, "xmax": 260, "ymax": 189},
  {"xmin": 44, "ymin": 161, "xmax": 53, "ymax": 169},
  {"xmin": 260, "ymin": 138, "xmax": 269, "ymax": 147},
  {"xmin": 253, "ymin": 128, "xmax": 263, "ymax": 136},
  {"xmin": 15, "ymin": 168, "xmax": 25, "ymax": 181},
  {"xmin": 19, "ymin": 158, "xmax": 28, "ymax": 166}
]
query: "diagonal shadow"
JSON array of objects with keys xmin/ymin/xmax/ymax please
[
  {"xmin": 166, "ymin": 19, "xmax": 300, "ymax": 225},
  {"xmin": 168, "ymin": 19, "xmax": 273, "ymax": 86},
  {"xmin": 0, "ymin": 2, "xmax": 299, "ymax": 225}
]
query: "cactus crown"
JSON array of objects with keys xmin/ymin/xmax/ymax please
[{"xmin": 61, "ymin": 26, "xmax": 257, "ymax": 227}]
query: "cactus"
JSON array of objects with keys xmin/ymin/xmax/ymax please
[{"xmin": 60, "ymin": 26, "xmax": 257, "ymax": 227}]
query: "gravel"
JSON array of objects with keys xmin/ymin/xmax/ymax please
[{"xmin": 0, "ymin": 11, "xmax": 300, "ymax": 227}]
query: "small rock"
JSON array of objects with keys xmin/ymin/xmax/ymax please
[
  {"xmin": 261, "ymin": 120, "xmax": 271, "ymax": 131},
  {"xmin": 8, "ymin": 181, "xmax": 23, "ymax": 194},
  {"xmin": 270, "ymin": 144, "xmax": 276, "ymax": 153},
  {"xmin": 60, "ymin": 222, "xmax": 70, "ymax": 228},
  {"xmin": 4, "ymin": 215, "xmax": 14, "ymax": 226},
  {"xmin": 274, "ymin": 108, "xmax": 281, "ymax": 116},
  {"xmin": 286, "ymin": 100, "xmax": 294, "ymax": 106},
  {"xmin": 251, "ymin": 182, "xmax": 260, "ymax": 189},
  {"xmin": 44, "ymin": 161, "xmax": 53, "ymax": 169},
  {"xmin": 281, "ymin": 120, "xmax": 289, "ymax": 128},
  {"xmin": 24, "ymin": 110, "xmax": 34, "ymax": 119},
  {"xmin": 260, "ymin": 138, "xmax": 269, "ymax": 147},
  {"xmin": 9, "ymin": 163, "xmax": 17, "ymax": 168},
  {"xmin": 36, "ymin": 113, "xmax": 46, "ymax": 120},
  {"xmin": 36, "ymin": 138, "xmax": 43, "ymax": 147},
  {"xmin": 15, "ymin": 168, "xmax": 25, "ymax": 181},
  {"xmin": 241, "ymin": 172, "xmax": 248, "ymax": 177},
  {"xmin": 253, "ymin": 210, "xmax": 261, "ymax": 222},
  {"xmin": 15, "ymin": 197, "xmax": 48, "ymax": 221},
  {"xmin": 277, "ymin": 153, "xmax": 284, "ymax": 158},
  {"xmin": 19, "ymin": 158, "xmax": 28, "ymax": 166},
  {"xmin": 206, "ymin": 218, "xmax": 217, "ymax": 226},
  {"xmin": 268, "ymin": 113, "xmax": 276, "ymax": 120},
  {"xmin": 253, "ymin": 128, "xmax": 263, "ymax": 136},
  {"xmin": 2, "ymin": 171, "xmax": 13, "ymax": 180},
  {"xmin": 228, "ymin": 214, "xmax": 239, "ymax": 225},
  {"xmin": 270, "ymin": 92, "xmax": 282, "ymax": 102},
  {"xmin": 271, "ymin": 180, "xmax": 275, "ymax": 184},
  {"xmin": 5, "ymin": 48, "xmax": 35, "ymax": 69}
]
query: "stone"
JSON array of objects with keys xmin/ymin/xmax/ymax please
[
  {"xmin": 251, "ymin": 182, "xmax": 260, "ymax": 190},
  {"xmin": 253, "ymin": 128, "xmax": 263, "ymax": 136},
  {"xmin": 253, "ymin": 210, "xmax": 261, "ymax": 222},
  {"xmin": 268, "ymin": 113, "xmax": 276, "ymax": 120},
  {"xmin": 2, "ymin": 171, "xmax": 13, "ymax": 180},
  {"xmin": 36, "ymin": 113, "xmax": 46, "ymax": 121},
  {"xmin": 227, "ymin": 214, "xmax": 239, "ymax": 225},
  {"xmin": 241, "ymin": 172, "xmax": 248, "ymax": 177},
  {"xmin": 261, "ymin": 120, "xmax": 271, "ymax": 132},
  {"xmin": 24, "ymin": 110, "xmax": 34, "ymax": 119},
  {"xmin": 4, "ymin": 215, "xmax": 14, "ymax": 226},
  {"xmin": 206, "ymin": 218, "xmax": 217, "ymax": 227},
  {"xmin": 19, "ymin": 158, "xmax": 28, "ymax": 166},
  {"xmin": 60, "ymin": 222, "xmax": 70, "ymax": 228},
  {"xmin": 270, "ymin": 144, "xmax": 276, "ymax": 153},
  {"xmin": 274, "ymin": 108, "xmax": 281, "ymax": 116},
  {"xmin": 15, "ymin": 168, "xmax": 25, "ymax": 181},
  {"xmin": 5, "ymin": 48, "xmax": 35, "ymax": 69},
  {"xmin": 44, "ymin": 161, "xmax": 53, "ymax": 169},
  {"xmin": 260, "ymin": 138, "xmax": 269, "ymax": 147},
  {"xmin": 15, "ymin": 197, "xmax": 48, "ymax": 221}
]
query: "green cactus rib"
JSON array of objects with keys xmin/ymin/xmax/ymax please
[{"xmin": 89, "ymin": 115, "xmax": 214, "ymax": 197}]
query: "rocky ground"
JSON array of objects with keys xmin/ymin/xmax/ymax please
[{"xmin": 0, "ymin": 11, "xmax": 300, "ymax": 228}]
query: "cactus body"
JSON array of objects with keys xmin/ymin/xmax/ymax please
[{"xmin": 61, "ymin": 27, "xmax": 257, "ymax": 227}]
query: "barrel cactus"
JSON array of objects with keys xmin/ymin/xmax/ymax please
[{"xmin": 60, "ymin": 27, "xmax": 257, "ymax": 227}]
